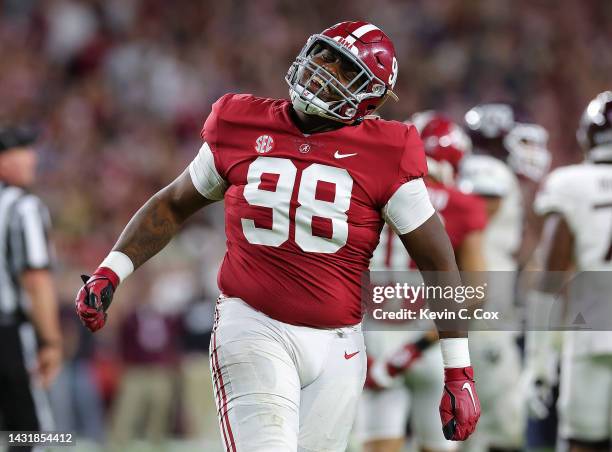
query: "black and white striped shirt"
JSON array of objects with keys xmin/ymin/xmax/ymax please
[{"xmin": 0, "ymin": 182, "xmax": 52, "ymax": 325}]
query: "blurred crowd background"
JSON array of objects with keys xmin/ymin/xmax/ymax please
[{"xmin": 1, "ymin": 0, "xmax": 612, "ymax": 450}]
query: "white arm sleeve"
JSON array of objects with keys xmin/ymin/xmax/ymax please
[
  {"xmin": 382, "ymin": 178, "xmax": 435, "ymax": 235},
  {"xmin": 188, "ymin": 142, "xmax": 228, "ymax": 201}
]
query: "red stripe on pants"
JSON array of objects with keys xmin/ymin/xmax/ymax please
[{"xmin": 211, "ymin": 317, "xmax": 236, "ymax": 451}]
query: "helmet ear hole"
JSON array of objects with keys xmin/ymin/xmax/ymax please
[{"xmin": 372, "ymin": 84, "xmax": 385, "ymax": 96}]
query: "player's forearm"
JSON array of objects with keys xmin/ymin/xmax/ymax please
[
  {"xmin": 417, "ymin": 255, "xmax": 466, "ymax": 338},
  {"xmin": 110, "ymin": 169, "xmax": 215, "ymax": 270},
  {"xmin": 113, "ymin": 189, "xmax": 189, "ymax": 269},
  {"xmin": 22, "ymin": 270, "xmax": 62, "ymax": 346},
  {"xmin": 417, "ymin": 262, "xmax": 467, "ymax": 339},
  {"xmin": 431, "ymin": 268, "xmax": 468, "ymax": 339},
  {"xmin": 399, "ymin": 215, "xmax": 467, "ymax": 338}
]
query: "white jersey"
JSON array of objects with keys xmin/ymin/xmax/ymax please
[
  {"xmin": 535, "ymin": 162, "xmax": 612, "ymax": 271},
  {"xmin": 456, "ymin": 156, "xmax": 526, "ymax": 448},
  {"xmin": 459, "ymin": 155, "xmax": 522, "ymax": 272},
  {"xmin": 535, "ymin": 162, "xmax": 612, "ymax": 355},
  {"xmin": 458, "ymin": 155, "xmax": 522, "ymax": 321}
]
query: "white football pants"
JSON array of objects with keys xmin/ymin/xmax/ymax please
[
  {"xmin": 558, "ymin": 352, "xmax": 612, "ymax": 441},
  {"xmin": 210, "ymin": 296, "xmax": 366, "ymax": 452}
]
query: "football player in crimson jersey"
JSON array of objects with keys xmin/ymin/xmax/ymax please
[
  {"xmin": 75, "ymin": 21, "xmax": 480, "ymax": 451},
  {"xmin": 360, "ymin": 113, "xmax": 486, "ymax": 452}
]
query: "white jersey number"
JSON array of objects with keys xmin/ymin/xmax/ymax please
[
  {"xmin": 241, "ymin": 157, "xmax": 353, "ymax": 253},
  {"xmin": 242, "ymin": 157, "xmax": 296, "ymax": 247}
]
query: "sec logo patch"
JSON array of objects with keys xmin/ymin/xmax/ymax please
[{"xmin": 255, "ymin": 135, "xmax": 274, "ymax": 154}]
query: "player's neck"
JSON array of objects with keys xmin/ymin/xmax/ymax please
[{"xmin": 290, "ymin": 107, "xmax": 346, "ymax": 135}]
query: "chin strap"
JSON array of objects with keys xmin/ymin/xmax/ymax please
[
  {"xmin": 385, "ymin": 90, "xmax": 399, "ymax": 102},
  {"xmin": 291, "ymin": 83, "xmax": 391, "ymax": 125}
]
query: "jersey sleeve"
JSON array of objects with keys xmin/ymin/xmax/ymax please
[
  {"xmin": 8, "ymin": 195, "xmax": 53, "ymax": 272},
  {"xmin": 199, "ymin": 93, "xmax": 234, "ymax": 178},
  {"xmin": 382, "ymin": 178, "xmax": 435, "ymax": 234},
  {"xmin": 188, "ymin": 142, "xmax": 228, "ymax": 200},
  {"xmin": 388, "ymin": 124, "xmax": 428, "ymax": 197},
  {"xmin": 534, "ymin": 168, "xmax": 576, "ymax": 220},
  {"xmin": 451, "ymin": 192, "xmax": 488, "ymax": 250},
  {"xmin": 462, "ymin": 194, "xmax": 488, "ymax": 233},
  {"xmin": 379, "ymin": 124, "xmax": 432, "ymax": 234},
  {"xmin": 190, "ymin": 94, "xmax": 236, "ymax": 199}
]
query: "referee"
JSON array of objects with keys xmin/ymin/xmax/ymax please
[{"xmin": 0, "ymin": 126, "xmax": 61, "ymax": 450}]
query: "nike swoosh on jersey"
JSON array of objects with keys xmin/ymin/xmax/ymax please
[
  {"xmin": 344, "ymin": 351, "xmax": 360, "ymax": 360},
  {"xmin": 334, "ymin": 151, "xmax": 358, "ymax": 159},
  {"xmin": 462, "ymin": 381, "xmax": 477, "ymax": 411}
]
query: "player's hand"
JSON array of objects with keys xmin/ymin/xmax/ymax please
[
  {"xmin": 365, "ymin": 342, "xmax": 423, "ymax": 390},
  {"xmin": 439, "ymin": 367, "xmax": 480, "ymax": 441},
  {"xmin": 364, "ymin": 356, "xmax": 389, "ymax": 390},
  {"xmin": 75, "ymin": 267, "xmax": 119, "ymax": 332},
  {"xmin": 523, "ymin": 329, "xmax": 560, "ymax": 419},
  {"xmin": 36, "ymin": 343, "xmax": 62, "ymax": 389},
  {"xmin": 522, "ymin": 357, "xmax": 557, "ymax": 419},
  {"xmin": 526, "ymin": 376, "xmax": 553, "ymax": 419}
]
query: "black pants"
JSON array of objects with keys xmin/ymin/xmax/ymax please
[{"xmin": 0, "ymin": 324, "xmax": 46, "ymax": 451}]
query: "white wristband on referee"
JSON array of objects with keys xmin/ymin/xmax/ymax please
[
  {"xmin": 99, "ymin": 251, "xmax": 134, "ymax": 284},
  {"xmin": 440, "ymin": 338, "xmax": 471, "ymax": 368}
]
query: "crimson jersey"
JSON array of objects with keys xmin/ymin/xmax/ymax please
[
  {"xmin": 371, "ymin": 179, "xmax": 487, "ymax": 270},
  {"xmin": 201, "ymin": 94, "xmax": 427, "ymax": 327}
]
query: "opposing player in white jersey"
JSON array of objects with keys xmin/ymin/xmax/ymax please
[
  {"xmin": 460, "ymin": 104, "xmax": 551, "ymax": 452},
  {"xmin": 463, "ymin": 103, "xmax": 551, "ymax": 271},
  {"xmin": 358, "ymin": 113, "xmax": 487, "ymax": 452},
  {"xmin": 530, "ymin": 91, "xmax": 612, "ymax": 452}
]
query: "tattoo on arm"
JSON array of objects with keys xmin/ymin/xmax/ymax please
[
  {"xmin": 115, "ymin": 194, "xmax": 181, "ymax": 268},
  {"xmin": 112, "ymin": 169, "xmax": 215, "ymax": 269}
]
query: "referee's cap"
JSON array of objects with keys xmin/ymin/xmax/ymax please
[{"xmin": 0, "ymin": 125, "xmax": 39, "ymax": 153}]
